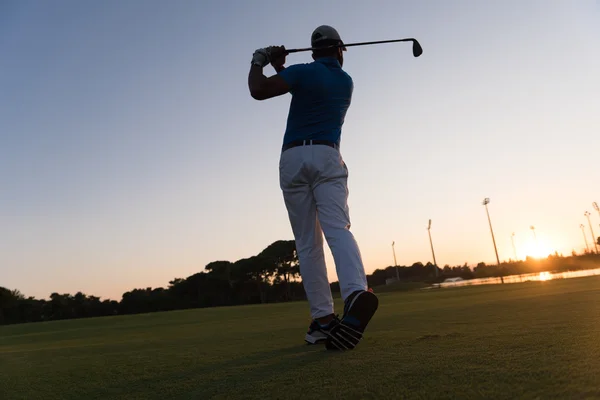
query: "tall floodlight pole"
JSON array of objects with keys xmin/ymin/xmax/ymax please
[
  {"xmin": 427, "ymin": 219, "xmax": 438, "ymax": 277},
  {"xmin": 530, "ymin": 225, "xmax": 539, "ymax": 257},
  {"xmin": 594, "ymin": 202, "xmax": 600, "ymax": 228},
  {"xmin": 580, "ymin": 224, "xmax": 590, "ymax": 253},
  {"xmin": 392, "ymin": 241, "xmax": 400, "ymax": 281},
  {"xmin": 483, "ymin": 198, "xmax": 501, "ymax": 265},
  {"xmin": 511, "ymin": 232, "xmax": 517, "ymax": 261},
  {"xmin": 584, "ymin": 211, "xmax": 598, "ymax": 254},
  {"xmin": 530, "ymin": 225, "xmax": 538, "ymax": 243}
]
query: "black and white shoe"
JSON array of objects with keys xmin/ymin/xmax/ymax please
[
  {"xmin": 325, "ymin": 290, "xmax": 378, "ymax": 351},
  {"xmin": 305, "ymin": 316, "xmax": 339, "ymax": 344}
]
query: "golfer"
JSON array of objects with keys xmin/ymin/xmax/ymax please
[{"xmin": 247, "ymin": 25, "xmax": 378, "ymax": 350}]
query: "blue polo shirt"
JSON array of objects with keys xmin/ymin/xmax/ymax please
[{"xmin": 278, "ymin": 57, "xmax": 353, "ymax": 147}]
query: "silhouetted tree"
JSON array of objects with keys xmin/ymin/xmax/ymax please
[
  {"xmin": 4, "ymin": 239, "xmax": 600, "ymax": 326},
  {"xmin": 258, "ymin": 240, "xmax": 299, "ymax": 301},
  {"xmin": 205, "ymin": 261, "xmax": 234, "ymax": 288},
  {"xmin": 0, "ymin": 287, "xmax": 22, "ymax": 324},
  {"xmin": 235, "ymin": 256, "xmax": 275, "ymax": 304}
]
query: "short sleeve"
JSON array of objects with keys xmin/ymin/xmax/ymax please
[{"xmin": 278, "ymin": 64, "xmax": 308, "ymax": 92}]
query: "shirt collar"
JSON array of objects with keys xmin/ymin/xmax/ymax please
[{"xmin": 315, "ymin": 57, "xmax": 341, "ymax": 68}]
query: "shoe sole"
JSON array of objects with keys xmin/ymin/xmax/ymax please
[
  {"xmin": 325, "ymin": 291, "xmax": 378, "ymax": 351},
  {"xmin": 304, "ymin": 333, "xmax": 327, "ymax": 345}
]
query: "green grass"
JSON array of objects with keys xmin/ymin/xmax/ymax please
[{"xmin": 2, "ymin": 277, "xmax": 600, "ymax": 399}]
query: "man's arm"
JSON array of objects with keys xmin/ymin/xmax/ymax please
[
  {"xmin": 248, "ymin": 46, "xmax": 290, "ymax": 101},
  {"xmin": 248, "ymin": 65, "xmax": 290, "ymax": 101}
]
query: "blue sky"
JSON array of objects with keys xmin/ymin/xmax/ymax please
[{"xmin": 1, "ymin": 0, "xmax": 599, "ymax": 300}]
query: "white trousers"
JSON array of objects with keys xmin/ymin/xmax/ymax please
[{"xmin": 279, "ymin": 143, "xmax": 368, "ymax": 319}]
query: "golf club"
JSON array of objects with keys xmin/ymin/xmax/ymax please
[{"xmin": 285, "ymin": 38, "xmax": 423, "ymax": 57}]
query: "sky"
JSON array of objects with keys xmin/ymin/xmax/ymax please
[{"xmin": 1, "ymin": 0, "xmax": 599, "ymax": 301}]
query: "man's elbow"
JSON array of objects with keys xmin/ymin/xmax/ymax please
[
  {"xmin": 250, "ymin": 89, "xmax": 267, "ymax": 100},
  {"xmin": 249, "ymin": 86, "xmax": 268, "ymax": 101}
]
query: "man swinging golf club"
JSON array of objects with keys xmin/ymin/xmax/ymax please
[{"xmin": 248, "ymin": 25, "xmax": 378, "ymax": 351}]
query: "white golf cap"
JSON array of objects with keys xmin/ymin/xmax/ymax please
[{"xmin": 311, "ymin": 25, "xmax": 346, "ymax": 50}]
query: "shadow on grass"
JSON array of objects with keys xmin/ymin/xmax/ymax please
[
  {"xmin": 187, "ymin": 343, "xmax": 345, "ymax": 398},
  {"xmin": 85, "ymin": 342, "xmax": 344, "ymax": 400}
]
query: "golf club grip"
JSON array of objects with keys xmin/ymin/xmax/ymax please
[{"xmin": 285, "ymin": 38, "xmax": 417, "ymax": 54}]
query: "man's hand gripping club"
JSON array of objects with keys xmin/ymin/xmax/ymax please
[{"xmin": 251, "ymin": 46, "xmax": 287, "ymax": 72}]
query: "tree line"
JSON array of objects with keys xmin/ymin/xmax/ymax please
[{"xmin": 2, "ymin": 239, "xmax": 600, "ymax": 325}]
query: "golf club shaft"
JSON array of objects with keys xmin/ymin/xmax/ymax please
[{"xmin": 285, "ymin": 38, "xmax": 418, "ymax": 53}]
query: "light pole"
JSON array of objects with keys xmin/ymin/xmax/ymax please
[
  {"xmin": 482, "ymin": 198, "xmax": 501, "ymax": 266},
  {"xmin": 511, "ymin": 232, "xmax": 517, "ymax": 261},
  {"xmin": 580, "ymin": 224, "xmax": 590, "ymax": 254},
  {"xmin": 427, "ymin": 219, "xmax": 438, "ymax": 277},
  {"xmin": 530, "ymin": 225, "xmax": 539, "ymax": 257},
  {"xmin": 594, "ymin": 202, "xmax": 600, "ymax": 228},
  {"xmin": 584, "ymin": 211, "xmax": 598, "ymax": 254},
  {"xmin": 391, "ymin": 241, "xmax": 400, "ymax": 281},
  {"xmin": 530, "ymin": 225, "xmax": 538, "ymax": 243}
]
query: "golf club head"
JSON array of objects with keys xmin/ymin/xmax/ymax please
[{"xmin": 412, "ymin": 40, "xmax": 423, "ymax": 57}]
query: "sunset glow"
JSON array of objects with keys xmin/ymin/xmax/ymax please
[{"xmin": 521, "ymin": 242, "xmax": 556, "ymax": 260}]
